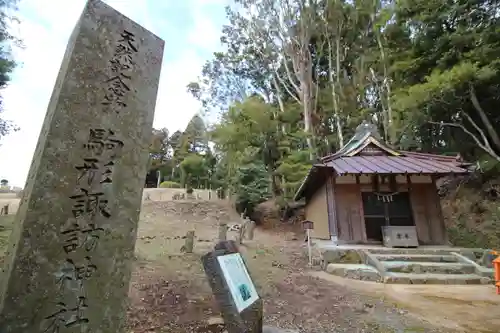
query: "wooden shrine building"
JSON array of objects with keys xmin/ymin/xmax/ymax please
[{"xmin": 294, "ymin": 122, "xmax": 471, "ymax": 246}]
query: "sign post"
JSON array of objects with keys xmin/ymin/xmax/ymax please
[
  {"xmin": 302, "ymin": 220, "xmax": 314, "ymax": 266},
  {"xmin": 201, "ymin": 240, "xmax": 263, "ymax": 333}
]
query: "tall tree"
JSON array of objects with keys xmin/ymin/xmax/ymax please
[
  {"xmin": 187, "ymin": 0, "xmax": 500, "ymax": 214},
  {"xmin": 0, "ymin": 0, "xmax": 20, "ymax": 142},
  {"xmin": 390, "ymin": 0, "xmax": 500, "ymax": 161}
]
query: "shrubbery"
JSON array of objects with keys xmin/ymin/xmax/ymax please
[
  {"xmin": 443, "ymin": 187, "xmax": 500, "ymax": 250},
  {"xmin": 232, "ymin": 162, "xmax": 271, "ymax": 216},
  {"xmin": 159, "ymin": 181, "xmax": 181, "ymax": 188}
]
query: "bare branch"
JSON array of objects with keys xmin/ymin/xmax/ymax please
[
  {"xmin": 273, "ymin": 67, "xmax": 301, "ymax": 104},
  {"xmin": 461, "ymin": 111, "xmax": 493, "ymax": 152},
  {"xmin": 429, "ymin": 120, "xmax": 500, "ymax": 162},
  {"xmin": 469, "ymin": 84, "xmax": 500, "ymax": 149},
  {"xmin": 281, "ymin": 55, "xmax": 301, "ymax": 94}
]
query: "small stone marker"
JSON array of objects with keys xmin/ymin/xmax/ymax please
[
  {"xmin": 181, "ymin": 230, "xmax": 195, "ymax": 253},
  {"xmin": 302, "ymin": 220, "xmax": 314, "ymax": 266},
  {"xmin": 0, "ymin": 204, "xmax": 8, "ymax": 215},
  {"xmin": 202, "ymin": 240, "xmax": 263, "ymax": 333},
  {"xmin": 238, "ymin": 222, "xmax": 246, "ymax": 244},
  {"xmin": 219, "ymin": 222, "xmax": 228, "ymax": 241},
  {"xmin": 246, "ymin": 221, "xmax": 256, "ymax": 240},
  {"xmin": 0, "ymin": 1, "xmax": 164, "ymax": 332}
]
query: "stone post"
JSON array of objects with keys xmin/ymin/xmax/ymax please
[
  {"xmin": 183, "ymin": 230, "xmax": 195, "ymax": 253},
  {"xmin": 0, "ymin": 1, "xmax": 164, "ymax": 332},
  {"xmin": 218, "ymin": 223, "xmax": 228, "ymax": 242},
  {"xmin": 0, "ymin": 204, "xmax": 8, "ymax": 215},
  {"xmin": 238, "ymin": 222, "xmax": 246, "ymax": 245},
  {"xmin": 246, "ymin": 221, "xmax": 256, "ymax": 240}
]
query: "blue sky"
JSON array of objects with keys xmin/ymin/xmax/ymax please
[{"xmin": 0, "ymin": 0, "xmax": 228, "ymax": 188}]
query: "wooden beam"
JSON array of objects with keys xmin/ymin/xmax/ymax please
[
  {"xmin": 389, "ymin": 175, "xmax": 397, "ymax": 192},
  {"xmin": 372, "ymin": 175, "xmax": 380, "ymax": 192}
]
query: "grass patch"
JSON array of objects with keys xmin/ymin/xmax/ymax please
[{"xmin": 0, "ymin": 214, "xmax": 14, "ymax": 256}]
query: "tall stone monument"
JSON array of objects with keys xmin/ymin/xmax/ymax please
[{"xmin": 0, "ymin": 1, "xmax": 164, "ymax": 332}]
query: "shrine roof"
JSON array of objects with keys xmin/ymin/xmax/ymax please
[{"xmin": 293, "ymin": 121, "xmax": 471, "ymax": 201}]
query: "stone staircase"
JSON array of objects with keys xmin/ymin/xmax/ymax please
[{"xmin": 321, "ymin": 247, "xmax": 494, "ymax": 285}]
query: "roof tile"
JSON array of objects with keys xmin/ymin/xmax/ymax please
[{"xmin": 324, "ymin": 156, "xmax": 468, "ymax": 175}]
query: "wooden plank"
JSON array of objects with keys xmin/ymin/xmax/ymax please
[
  {"xmin": 409, "ymin": 185, "xmax": 431, "ymax": 244},
  {"xmin": 335, "ymin": 185, "xmax": 350, "ymax": 242},
  {"xmin": 353, "ymin": 182, "xmax": 367, "ymax": 243},
  {"xmin": 432, "ymin": 176, "xmax": 449, "ymax": 244},
  {"xmin": 426, "ymin": 180, "xmax": 447, "ymax": 245},
  {"xmin": 326, "ymin": 175, "xmax": 338, "ymax": 238},
  {"xmin": 336, "ymin": 184, "xmax": 365, "ymax": 243}
]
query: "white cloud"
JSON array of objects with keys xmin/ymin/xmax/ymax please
[
  {"xmin": 153, "ymin": 50, "xmax": 206, "ymax": 131},
  {"xmin": 0, "ymin": 0, "xmax": 226, "ymax": 188},
  {"xmin": 188, "ymin": 5, "xmax": 224, "ymax": 50}
]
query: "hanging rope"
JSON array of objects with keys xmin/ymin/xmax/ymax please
[{"xmin": 374, "ymin": 192, "xmax": 399, "ymax": 203}]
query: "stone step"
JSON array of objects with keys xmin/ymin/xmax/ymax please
[
  {"xmin": 367, "ymin": 248, "xmax": 453, "ymax": 255},
  {"xmin": 325, "ymin": 263, "xmax": 381, "ymax": 282},
  {"xmin": 374, "ymin": 253, "xmax": 458, "ymax": 263},
  {"xmin": 383, "ymin": 272, "xmax": 491, "ymax": 285},
  {"xmin": 382, "ymin": 261, "xmax": 476, "ymax": 274}
]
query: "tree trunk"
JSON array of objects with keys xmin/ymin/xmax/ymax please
[
  {"xmin": 300, "ymin": 59, "xmax": 315, "ymax": 160},
  {"xmin": 328, "ymin": 25, "xmax": 344, "ymax": 148},
  {"xmin": 372, "ymin": 8, "xmax": 395, "ymax": 144},
  {"xmin": 470, "ymin": 86, "xmax": 500, "ymax": 152}
]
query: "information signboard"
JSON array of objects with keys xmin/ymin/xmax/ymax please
[{"xmin": 217, "ymin": 253, "xmax": 259, "ymax": 312}]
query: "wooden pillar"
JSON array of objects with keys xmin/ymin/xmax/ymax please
[
  {"xmin": 356, "ymin": 175, "xmax": 367, "ymax": 243},
  {"xmin": 326, "ymin": 173, "xmax": 338, "ymax": 241},
  {"xmin": 432, "ymin": 175, "xmax": 448, "ymax": 244}
]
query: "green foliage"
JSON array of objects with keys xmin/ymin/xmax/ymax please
[
  {"xmin": 180, "ymin": 154, "xmax": 209, "ymax": 188},
  {"xmin": 233, "ymin": 162, "xmax": 271, "ymax": 214},
  {"xmin": 0, "ymin": 0, "xmax": 20, "ymax": 142},
  {"xmin": 171, "ymin": 0, "xmax": 500, "ymax": 239},
  {"xmin": 276, "ymin": 151, "xmax": 311, "ymax": 199},
  {"xmin": 146, "ymin": 114, "xmax": 215, "ymax": 190},
  {"xmin": 159, "ymin": 181, "xmax": 181, "ymax": 189}
]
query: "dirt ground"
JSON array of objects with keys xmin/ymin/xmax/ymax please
[
  {"xmin": 1, "ymin": 198, "xmax": 499, "ymax": 333},
  {"xmin": 125, "ymin": 200, "xmax": 500, "ymax": 333}
]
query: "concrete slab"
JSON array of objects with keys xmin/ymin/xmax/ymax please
[
  {"xmin": 325, "ymin": 263, "xmax": 381, "ymax": 282},
  {"xmin": 383, "ymin": 272, "xmax": 491, "ymax": 285},
  {"xmin": 314, "ymin": 240, "xmax": 485, "ymax": 254},
  {"xmin": 374, "ymin": 253, "xmax": 458, "ymax": 263},
  {"xmin": 382, "ymin": 261, "xmax": 475, "ymax": 274}
]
